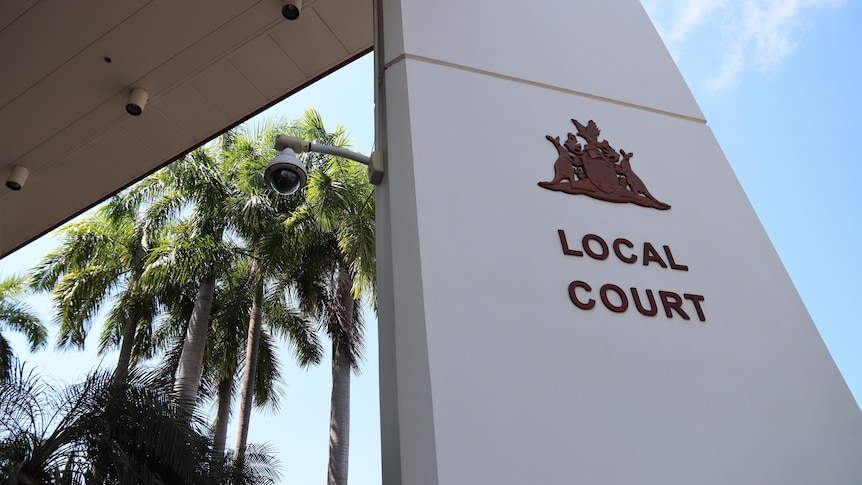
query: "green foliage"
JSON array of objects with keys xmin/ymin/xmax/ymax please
[
  {"xmin": 219, "ymin": 444, "xmax": 282, "ymax": 485},
  {"xmin": 0, "ymin": 274, "xmax": 47, "ymax": 380},
  {"xmin": 0, "ymin": 364, "xmax": 281, "ymax": 484},
  {"xmin": 11, "ymin": 111, "xmax": 375, "ymax": 480},
  {"xmin": 279, "ymin": 108, "xmax": 376, "ymax": 371},
  {"xmin": 29, "ymin": 205, "xmax": 161, "ymax": 360}
]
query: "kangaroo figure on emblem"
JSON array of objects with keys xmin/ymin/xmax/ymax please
[
  {"xmin": 618, "ymin": 149, "xmax": 662, "ymax": 204},
  {"xmin": 545, "ymin": 134, "xmax": 577, "ymax": 188}
]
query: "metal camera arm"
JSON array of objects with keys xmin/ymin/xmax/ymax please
[{"xmin": 274, "ymin": 135, "xmax": 384, "ymax": 185}]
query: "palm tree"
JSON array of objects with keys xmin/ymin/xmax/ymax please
[
  {"xmin": 221, "ymin": 119, "xmax": 323, "ymax": 458},
  {"xmin": 202, "ymin": 257, "xmax": 321, "ymax": 460},
  {"xmin": 0, "ymin": 365, "xmax": 209, "ymax": 484},
  {"xmin": 127, "ymin": 147, "xmax": 239, "ymax": 411},
  {"xmin": 128, "ymin": 123, "xmax": 322, "ymax": 454},
  {"xmin": 0, "ymin": 274, "xmax": 47, "ymax": 380},
  {"xmin": 135, "ymin": 267, "xmax": 238, "ymax": 455},
  {"xmin": 282, "ymin": 109, "xmax": 376, "ymax": 485},
  {"xmin": 30, "ymin": 202, "xmax": 160, "ymax": 379},
  {"xmin": 219, "ymin": 443, "xmax": 282, "ymax": 485},
  {"xmin": 200, "ymin": 262, "xmax": 251, "ymax": 458}
]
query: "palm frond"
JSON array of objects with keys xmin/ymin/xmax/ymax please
[
  {"xmin": 0, "ymin": 365, "xmax": 217, "ymax": 484},
  {"xmin": 220, "ymin": 443, "xmax": 282, "ymax": 485}
]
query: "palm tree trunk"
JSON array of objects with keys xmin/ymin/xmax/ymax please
[
  {"xmin": 213, "ymin": 373, "xmax": 234, "ymax": 457},
  {"xmin": 173, "ymin": 272, "xmax": 216, "ymax": 412},
  {"xmin": 328, "ymin": 272, "xmax": 354, "ymax": 485},
  {"xmin": 235, "ymin": 268, "xmax": 264, "ymax": 458},
  {"xmin": 114, "ymin": 314, "xmax": 138, "ymax": 379}
]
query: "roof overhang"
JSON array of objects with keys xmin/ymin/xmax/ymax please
[{"xmin": 0, "ymin": 0, "xmax": 372, "ymax": 258}]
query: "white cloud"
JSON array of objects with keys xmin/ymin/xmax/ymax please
[
  {"xmin": 666, "ymin": 0, "xmax": 725, "ymax": 43},
  {"xmin": 643, "ymin": 0, "xmax": 844, "ymax": 92}
]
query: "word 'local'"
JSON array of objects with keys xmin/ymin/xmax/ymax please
[{"xmin": 559, "ymin": 230, "xmax": 706, "ymax": 322}]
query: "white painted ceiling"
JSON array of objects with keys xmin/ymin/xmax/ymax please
[{"xmin": 0, "ymin": 0, "xmax": 372, "ymax": 258}]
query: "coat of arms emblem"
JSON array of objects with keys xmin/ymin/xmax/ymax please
[{"xmin": 538, "ymin": 119, "xmax": 670, "ymax": 210}]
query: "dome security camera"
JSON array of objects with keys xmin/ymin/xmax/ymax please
[
  {"xmin": 126, "ymin": 87, "xmax": 149, "ymax": 116},
  {"xmin": 6, "ymin": 165, "xmax": 29, "ymax": 191},
  {"xmin": 264, "ymin": 147, "xmax": 308, "ymax": 195},
  {"xmin": 282, "ymin": 0, "xmax": 301, "ymax": 20},
  {"xmin": 264, "ymin": 134, "xmax": 383, "ymax": 195}
]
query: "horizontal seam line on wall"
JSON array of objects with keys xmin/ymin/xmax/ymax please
[{"xmin": 383, "ymin": 53, "xmax": 707, "ymax": 124}]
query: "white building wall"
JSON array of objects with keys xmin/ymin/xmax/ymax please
[{"xmin": 376, "ymin": 1, "xmax": 862, "ymax": 483}]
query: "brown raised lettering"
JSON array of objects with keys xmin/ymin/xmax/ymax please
[
  {"xmin": 582, "ymin": 234, "xmax": 609, "ymax": 260},
  {"xmin": 684, "ymin": 294, "xmax": 706, "ymax": 322},
  {"xmin": 630, "ymin": 287, "xmax": 658, "ymax": 316},
  {"xmin": 642, "ymin": 242, "xmax": 668, "ymax": 268},
  {"xmin": 613, "ymin": 238, "xmax": 637, "ymax": 264},
  {"xmin": 558, "ymin": 230, "xmax": 583, "ymax": 256},
  {"xmin": 600, "ymin": 284, "xmax": 628, "ymax": 313},
  {"xmin": 659, "ymin": 291, "xmax": 690, "ymax": 320},
  {"xmin": 664, "ymin": 245, "xmax": 689, "ymax": 271},
  {"xmin": 568, "ymin": 281, "xmax": 595, "ymax": 309}
]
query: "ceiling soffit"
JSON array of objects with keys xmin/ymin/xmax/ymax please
[{"xmin": 0, "ymin": 0, "xmax": 372, "ymax": 258}]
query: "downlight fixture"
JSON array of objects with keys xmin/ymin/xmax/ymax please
[
  {"xmin": 6, "ymin": 165, "xmax": 29, "ymax": 191},
  {"xmin": 126, "ymin": 87, "xmax": 149, "ymax": 116},
  {"xmin": 282, "ymin": 0, "xmax": 302, "ymax": 20}
]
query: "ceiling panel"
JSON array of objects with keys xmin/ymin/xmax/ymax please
[
  {"xmin": 123, "ymin": 109, "xmax": 195, "ymax": 160},
  {"xmin": 89, "ymin": 0, "xmax": 255, "ymax": 73},
  {"xmin": 5, "ymin": 101, "xmax": 124, "ymax": 182},
  {"xmin": 0, "ymin": 0, "xmax": 39, "ymax": 31},
  {"xmin": 157, "ymin": 84, "xmax": 231, "ymax": 141},
  {"xmin": 132, "ymin": 1, "xmax": 283, "ymax": 94},
  {"xmin": 6, "ymin": 164, "xmax": 103, "ymax": 227},
  {"xmin": 229, "ymin": 34, "xmax": 306, "ymax": 100},
  {"xmin": 8, "ymin": 89, "xmax": 139, "ymax": 178},
  {"xmin": 316, "ymin": 0, "xmax": 374, "ymax": 54},
  {"xmin": 57, "ymin": 147, "xmax": 134, "ymax": 199},
  {"xmin": 192, "ymin": 61, "xmax": 268, "ymax": 120},
  {"xmin": 0, "ymin": 53, "xmax": 121, "ymax": 163},
  {"xmin": 0, "ymin": 0, "xmax": 261, "ymax": 162},
  {"xmin": 90, "ymin": 128, "xmax": 162, "ymax": 177},
  {"xmin": 270, "ymin": 9, "xmax": 350, "ymax": 76},
  {"xmin": 0, "ymin": 0, "xmax": 149, "ymax": 107}
]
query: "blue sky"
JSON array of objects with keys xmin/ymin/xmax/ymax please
[
  {"xmin": 2, "ymin": 2, "xmax": 860, "ymax": 484},
  {"xmin": 644, "ymin": 0, "xmax": 862, "ymax": 403}
]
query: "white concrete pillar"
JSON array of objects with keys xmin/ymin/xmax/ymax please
[{"xmin": 375, "ymin": 1, "xmax": 862, "ymax": 483}]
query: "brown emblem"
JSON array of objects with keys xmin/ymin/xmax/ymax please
[{"xmin": 538, "ymin": 119, "xmax": 670, "ymax": 210}]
